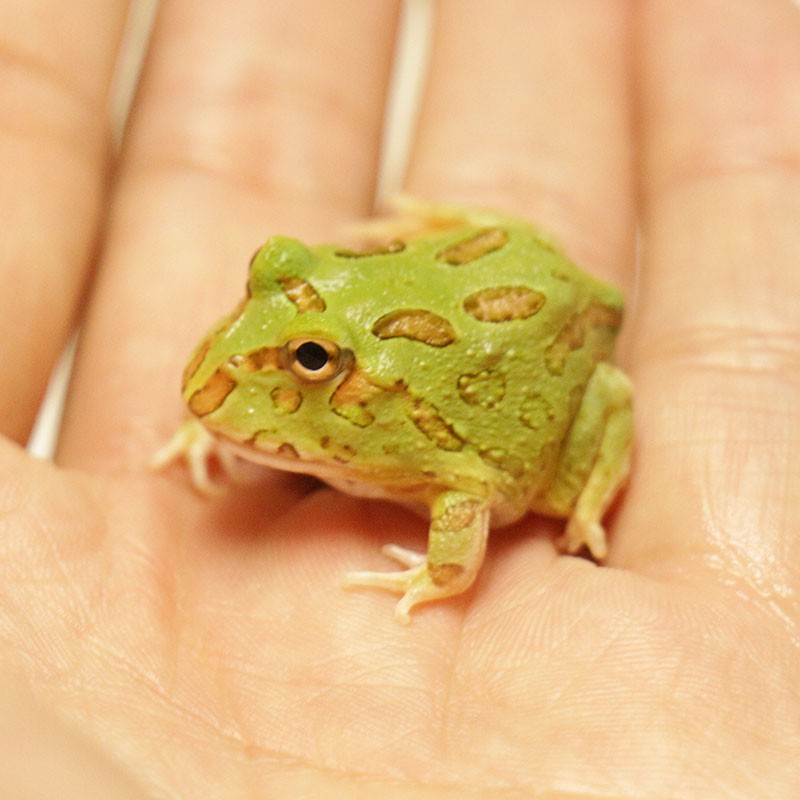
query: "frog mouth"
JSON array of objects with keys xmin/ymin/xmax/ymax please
[
  {"xmin": 214, "ymin": 434, "xmax": 317, "ymax": 473},
  {"xmin": 212, "ymin": 432, "xmax": 435, "ymax": 507}
]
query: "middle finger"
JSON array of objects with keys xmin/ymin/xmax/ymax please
[{"xmin": 405, "ymin": 0, "xmax": 635, "ymax": 282}]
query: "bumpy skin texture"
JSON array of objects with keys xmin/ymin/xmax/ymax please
[{"xmin": 175, "ymin": 207, "xmax": 633, "ymax": 622}]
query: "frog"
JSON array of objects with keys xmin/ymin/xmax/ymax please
[{"xmin": 155, "ymin": 201, "xmax": 633, "ymax": 623}]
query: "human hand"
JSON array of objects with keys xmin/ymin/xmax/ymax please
[{"xmin": 1, "ymin": 1, "xmax": 798, "ymax": 797}]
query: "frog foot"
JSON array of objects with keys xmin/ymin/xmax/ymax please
[
  {"xmin": 343, "ymin": 491, "xmax": 491, "ymax": 624},
  {"xmin": 343, "ymin": 545, "xmax": 461, "ymax": 625},
  {"xmin": 152, "ymin": 418, "xmax": 239, "ymax": 495},
  {"xmin": 343, "ymin": 544, "xmax": 429, "ymax": 625}
]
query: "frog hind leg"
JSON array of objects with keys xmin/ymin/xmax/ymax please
[
  {"xmin": 546, "ymin": 362, "xmax": 633, "ymax": 560},
  {"xmin": 346, "ymin": 196, "xmax": 522, "ymax": 243},
  {"xmin": 343, "ymin": 491, "xmax": 490, "ymax": 624}
]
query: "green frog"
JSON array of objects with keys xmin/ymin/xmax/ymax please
[{"xmin": 156, "ymin": 202, "xmax": 633, "ymax": 623}]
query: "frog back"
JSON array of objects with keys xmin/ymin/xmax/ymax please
[{"xmin": 307, "ymin": 222, "xmax": 623, "ymax": 508}]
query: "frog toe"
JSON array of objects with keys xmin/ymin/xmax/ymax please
[
  {"xmin": 342, "ymin": 563, "xmax": 427, "ymax": 604},
  {"xmin": 558, "ymin": 516, "xmax": 608, "ymax": 560},
  {"xmin": 381, "ymin": 544, "xmax": 427, "ymax": 568},
  {"xmin": 392, "ymin": 564, "xmax": 480, "ymax": 623}
]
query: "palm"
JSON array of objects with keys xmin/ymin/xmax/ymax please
[{"xmin": 1, "ymin": 2, "xmax": 798, "ymax": 798}]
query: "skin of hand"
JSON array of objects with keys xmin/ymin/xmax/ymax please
[{"xmin": 1, "ymin": 0, "xmax": 799, "ymax": 798}]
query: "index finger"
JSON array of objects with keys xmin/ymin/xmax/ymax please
[{"xmin": 405, "ymin": 0, "xmax": 636, "ymax": 284}]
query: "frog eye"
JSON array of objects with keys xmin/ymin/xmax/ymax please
[{"xmin": 282, "ymin": 338, "xmax": 349, "ymax": 382}]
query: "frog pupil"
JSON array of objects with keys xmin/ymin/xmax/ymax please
[{"xmin": 296, "ymin": 341, "xmax": 330, "ymax": 371}]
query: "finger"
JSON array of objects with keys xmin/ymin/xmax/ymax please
[
  {"xmin": 613, "ymin": 0, "xmax": 800, "ymax": 611},
  {"xmin": 405, "ymin": 0, "xmax": 636, "ymax": 284},
  {"xmin": 57, "ymin": 0, "xmax": 401, "ymax": 470},
  {"xmin": 0, "ymin": 0, "xmax": 130, "ymax": 442}
]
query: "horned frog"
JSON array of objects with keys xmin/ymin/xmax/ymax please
[{"xmin": 156, "ymin": 201, "xmax": 633, "ymax": 623}]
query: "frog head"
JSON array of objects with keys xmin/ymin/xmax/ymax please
[{"xmin": 179, "ymin": 236, "xmax": 440, "ymax": 485}]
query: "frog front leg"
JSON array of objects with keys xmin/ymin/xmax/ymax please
[
  {"xmin": 152, "ymin": 418, "xmax": 241, "ymax": 494},
  {"xmin": 548, "ymin": 362, "xmax": 633, "ymax": 559},
  {"xmin": 344, "ymin": 491, "xmax": 491, "ymax": 624}
]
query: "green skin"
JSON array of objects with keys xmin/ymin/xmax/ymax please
[{"xmin": 176, "ymin": 207, "xmax": 633, "ymax": 623}]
